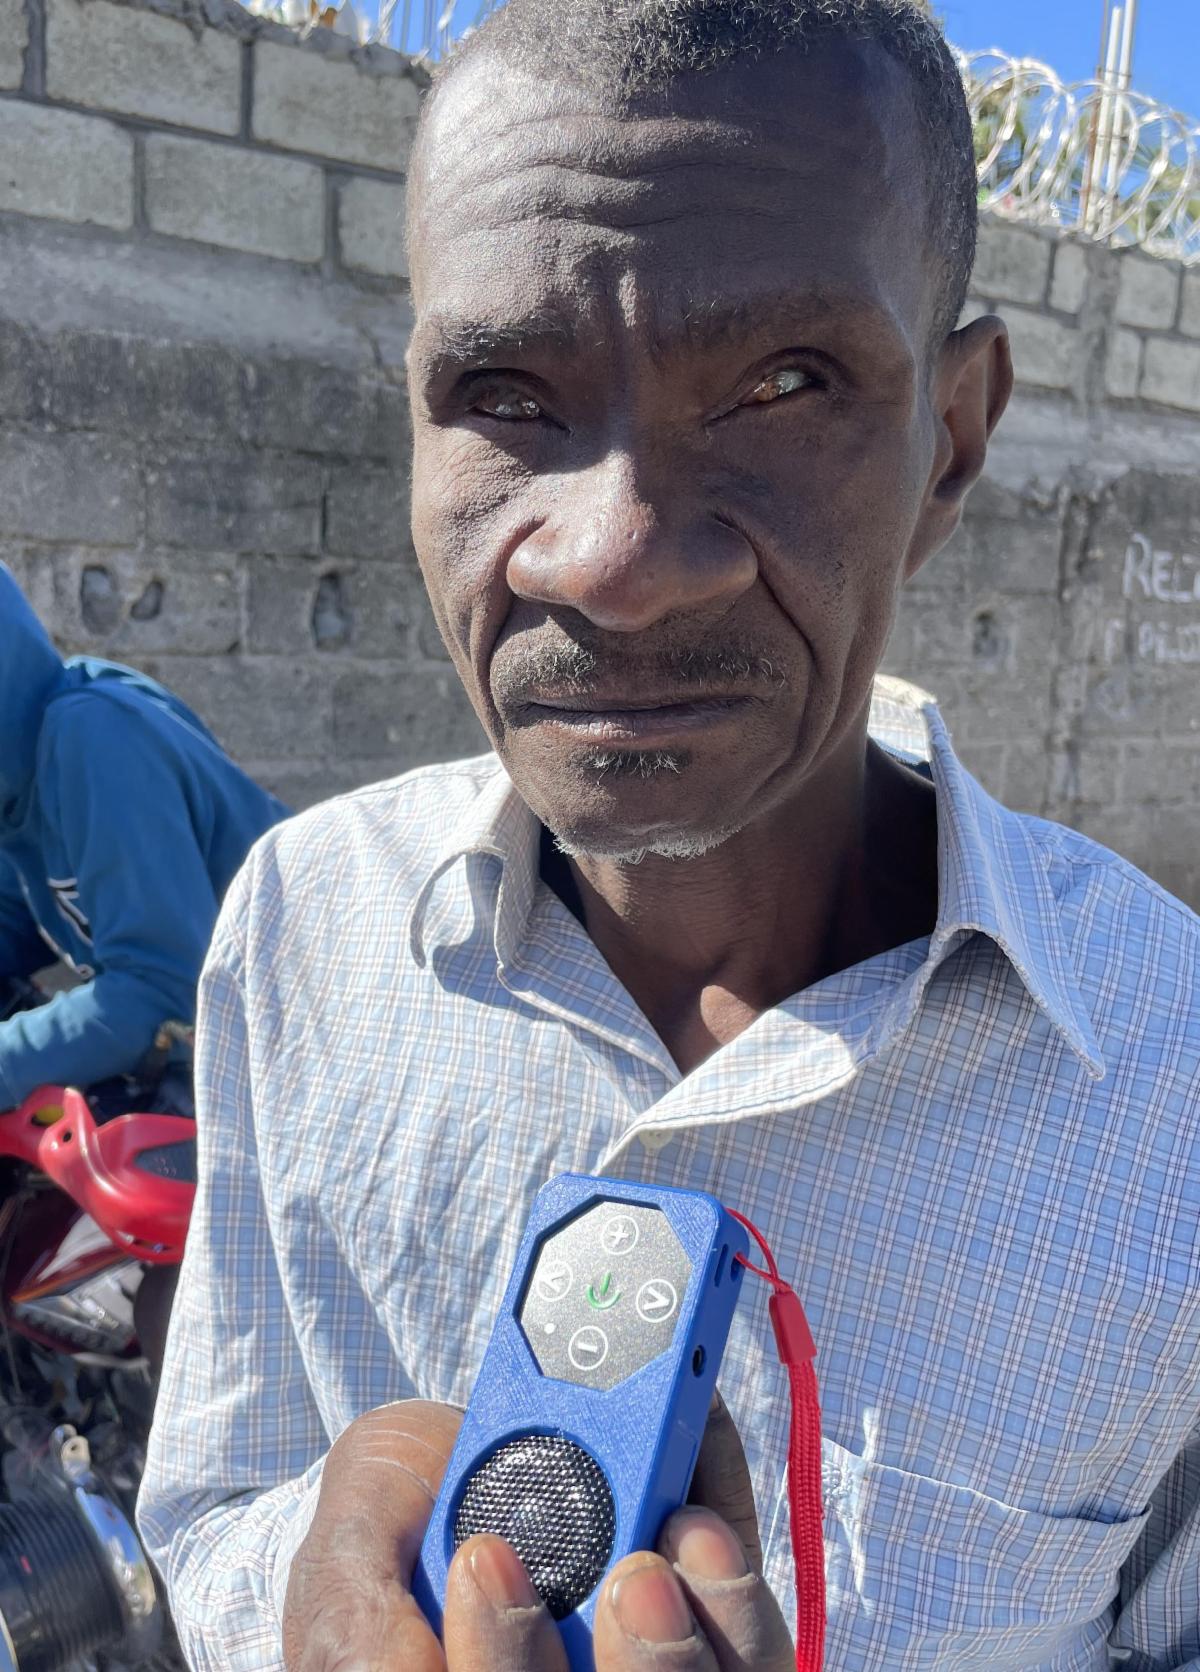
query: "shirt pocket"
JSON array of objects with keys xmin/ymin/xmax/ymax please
[{"xmin": 795, "ymin": 1438, "xmax": 1151, "ymax": 1671}]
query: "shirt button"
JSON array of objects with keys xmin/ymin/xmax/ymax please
[{"xmin": 638, "ymin": 1128, "xmax": 673, "ymax": 1153}]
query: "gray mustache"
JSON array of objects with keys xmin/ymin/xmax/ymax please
[{"xmin": 493, "ymin": 639, "xmax": 787, "ymax": 698}]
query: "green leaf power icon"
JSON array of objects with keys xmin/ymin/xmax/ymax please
[{"xmin": 586, "ymin": 1270, "xmax": 621, "ymax": 1310}]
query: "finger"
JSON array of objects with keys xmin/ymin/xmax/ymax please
[
  {"xmin": 323, "ymin": 1400, "xmax": 463, "ymax": 1581},
  {"xmin": 442, "ymin": 1534, "xmax": 569, "ymax": 1672},
  {"xmin": 283, "ymin": 1401, "xmax": 463, "ymax": 1671},
  {"xmin": 660, "ymin": 1507, "xmax": 795, "ymax": 1672},
  {"xmin": 686, "ymin": 1390, "xmax": 763, "ymax": 1573},
  {"xmin": 593, "ymin": 1553, "xmax": 719, "ymax": 1670},
  {"xmin": 283, "ymin": 1551, "xmax": 444, "ymax": 1672}
]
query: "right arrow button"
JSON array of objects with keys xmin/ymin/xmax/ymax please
[{"xmin": 635, "ymin": 1278, "xmax": 679, "ymax": 1324}]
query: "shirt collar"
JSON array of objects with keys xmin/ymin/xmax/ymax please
[
  {"xmin": 921, "ymin": 704, "xmax": 1105, "ymax": 1080},
  {"xmin": 408, "ymin": 764, "xmax": 540, "ymax": 971},
  {"xmin": 407, "ymin": 698, "xmax": 1106, "ymax": 1081}
]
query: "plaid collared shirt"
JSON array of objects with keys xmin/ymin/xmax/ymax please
[{"xmin": 139, "ymin": 688, "xmax": 1200, "ymax": 1672}]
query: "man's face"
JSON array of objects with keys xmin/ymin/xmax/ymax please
[{"xmin": 408, "ymin": 43, "xmax": 964, "ymax": 858}]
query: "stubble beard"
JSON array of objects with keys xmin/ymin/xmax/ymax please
[{"xmin": 548, "ymin": 746, "xmax": 748, "ymax": 863}]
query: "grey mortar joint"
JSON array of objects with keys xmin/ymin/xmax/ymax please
[{"xmin": 21, "ymin": 0, "xmax": 46, "ymax": 96}]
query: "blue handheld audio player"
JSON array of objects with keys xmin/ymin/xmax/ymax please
[{"xmin": 412, "ymin": 1172, "xmax": 750, "ymax": 1668}]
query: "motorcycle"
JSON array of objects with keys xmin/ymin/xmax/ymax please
[{"xmin": 0, "ymin": 977, "xmax": 196, "ymax": 1672}]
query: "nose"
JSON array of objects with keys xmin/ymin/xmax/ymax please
[{"xmin": 506, "ymin": 451, "xmax": 757, "ymax": 633}]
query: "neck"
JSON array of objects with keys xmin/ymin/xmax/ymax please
[{"xmin": 544, "ymin": 726, "xmax": 938, "ymax": 1074}]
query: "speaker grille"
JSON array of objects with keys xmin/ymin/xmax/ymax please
[{"xmin": 454, "ymin": 1435, "xmax": 616, "ymax": 1619}]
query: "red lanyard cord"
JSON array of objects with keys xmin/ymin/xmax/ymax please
[{"xmin": 726, "ymin": 1208, "xmax": 825, "ymax": 1672}]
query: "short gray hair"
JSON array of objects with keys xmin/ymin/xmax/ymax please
[{"xmin": 427, "ymin": 0, "xmax": 978, "ymax": 346}]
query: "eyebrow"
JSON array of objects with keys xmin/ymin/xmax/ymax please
[
  {"xmin": 415, "ymin": 286, "xmax": 899, "ymax": 380},
  {"xmin": 415, "ymin": 308, "xmax": 587, "ymax": 379},
  {"xmin": 671, "ymin": 289, "xmax": 897, "ymax": 354}
]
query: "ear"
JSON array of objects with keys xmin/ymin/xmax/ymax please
[{"xmin": 904, "ymin": 314, "xmax": 1014, "ymax": 581}]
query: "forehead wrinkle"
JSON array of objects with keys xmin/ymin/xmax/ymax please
[{"xmin": 425, "ymin": 93, "xmax": 902, "ymax": 239}]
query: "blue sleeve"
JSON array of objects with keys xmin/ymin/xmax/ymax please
[
  {"xmin": 0, "ymin": 859, "xmax": 49, "ymax": 981},
  {"xmin": 0, "ymin": 698, "xmax": 225, "ymax": 1107}
]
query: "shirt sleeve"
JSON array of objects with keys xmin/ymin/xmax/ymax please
[
  {"xmin": 136, "ymin": 872, "xmax": 330, "ymax": 1672},
  {"xmin": 1110, "ymin": 1421, "xmax": 1200, "ymax": 1669},
  {"xmin": 0, "ymin": 697, "xmax": 220, "ymax": 1106},
  {"xmin": 0, "ymin": 859, "xmax": 49, "ymax": 985}
]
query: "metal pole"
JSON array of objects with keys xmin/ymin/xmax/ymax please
[
  {"xmin": 1099, "ymin": 0, "xmax": 1138, "ymax": 228},
  {"xmin": 1079, "ymin": 0, "xmax": 1114, "ymax": 230},
  {"xmin": 1092, "ymin": 3, "xmax": 1124, "ymax": 233}
]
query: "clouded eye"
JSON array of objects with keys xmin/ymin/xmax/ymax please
[
  {"xmin": 473, "ymin": 387, "xmax": 544, "ymax": 422},
  {"xmin": 741, "ymin": 368, "xmax": 818, "ymax": 405}
]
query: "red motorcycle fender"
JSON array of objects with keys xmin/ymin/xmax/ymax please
[{"xmin": 2, "ymin": 1086, "xmax": 195, "ymax": 1265}]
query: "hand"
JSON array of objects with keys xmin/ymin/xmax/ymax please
[{"xmin": 282, "ymin": 1392, "xmax": 794, "ymax": 1670}]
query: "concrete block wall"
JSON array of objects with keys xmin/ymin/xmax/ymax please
[
  {"xmin": 0, "ymin": 0, "xmax": 484, "ymax": 813},
  {"xmin": 888, "ymin": 222, "xmax": 1200, "ymax": 905},
  {"xmin": 1, "ymin": 0, "xmax": 1198, "ymax": 903}
]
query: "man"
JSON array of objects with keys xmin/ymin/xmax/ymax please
[
  {"xmin": 138, "ymin": 2, "xmax": 1200, "ymax": 1668},
  {"xmin": 0, "ymin": 564, "xmax": 288, "ymax": 1108}
]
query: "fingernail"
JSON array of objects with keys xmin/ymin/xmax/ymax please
[
  {"xmin": 469, "ymin": 1538, "xmax": 540, "ymax": 1609},
  {"xmin": 665, "ymin": 1510, "xmax": 748, "ymax": 1580},
  {"xmin": 611, "ymin": 1562, "xmax": 693, "ymax": 1644}
]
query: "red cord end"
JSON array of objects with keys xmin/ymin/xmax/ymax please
[{"xmin": 769, "ymin": 1286, "xmax": 817, "ymax": 1366}]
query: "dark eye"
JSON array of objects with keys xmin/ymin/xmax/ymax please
[
  {"xmin": 473, "ymin": 387, "xmax": 544, "ymax": 422},
  {"xmin": 741, "ymin": 368, "xmax": 817, "ymax": 406}
]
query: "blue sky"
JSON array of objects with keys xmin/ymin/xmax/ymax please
[{"xmin": 940, "ymin": 0, "xmax": 1198, "ymax": 117}]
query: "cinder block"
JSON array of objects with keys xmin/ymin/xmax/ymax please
[
  {"xmin": 245, "ymin": 555, "xmax": 427, "ymax": 657},
  {"xmin": 1145, "ymin": 805, "xmax": 1200, "ymax": 908},
  {"xmin": 916, "ymin": 595, "xmax": 1058, "ymax": 676},
  {"xmin": 1180, "ymin": 273, "xmax": 1200, "ymax": 341},
  {"xmin": 332, "ymin": 665, "xmax": 486, "ymax": 764},
  {"xmin": 146, "ymin": 453, "xmax": 323, "ymax": 554},
  {"xmin": 972, "ymin": 222, "xmax": 1052, "ymax": 306},
  {"xmin": 0, "ymin": 432, "xmax": 139, "ymax": 542},
  {"xmin": 1000, "ymin": 306, "xmax": 1080, "ymax": 392},
  {"xmin": 1141, "ymin": 338, "xmax": 1200, "ymax": 413},
  {"xmin": 947, "ymin": 501, "xmax": 1065, "ymax": 597},
  {"xmin": 1122, "ymin": 739, "xmax": 1200, "ymax": 806},
  {"xmin": 47, "ymin": 549, "xmax": 241, "ymax": 655},
  {"xmin": 145, "ymin": 134, "xmax": 324, "ymax": 264},
  {"xmin": 46, "ymin": 0, "xmax": 241, "ymax": 133},
  {"xmin": 1105, "ymin": 328, "xmax": 1143, "ymax": 400},
  {"xmin": 1115, "ymin": 254, "xmax": 1180, "ymax": 331},
  {"xmin": 1003, "ymin": 740, "xmax": 1049, "ymax": 814},
  {"xmin": 45, "ymin": 330, "xmax": 245, "ymax": 441},
  {"xmin": 244, "ymin": 360, "xmax": 407, "ymax": 460},
  {"xmin": 253, "ymin": 41, "xmax": 419, "ymax": 171},
  {"xmin": 324, "ymin": 462, "xmax": 407, "ymax": 559},
  {"xmin": 243, "ymin": 556, "xmax": 325, "ymax": 654},
  {"xmin": 0, "ymin": 544, "xmax": 57, "ymax": 621},
  {"xmin": 0, "ymin": 101, "xmax": 132, "ymax": 229},
  {"xmin": 250, "ymin": 757, "xmax": 381, "ymax": 810},
  {"xmin": 0, "ymin": 0, "xmax": 28, "ymax": 88},
  {"xmin": 338, "ymin": 176, "xmax": 407, "ymax": 278},
  {"xmin": 1073, "ymin": 741, "xmax": 1125, "ymax": 805},
  {"xmin": 1049, "ymin": 242, "xmax": 1088, "ymax": 315},
  {"xmin": 154, "ymin": 654, "xmax": 334, "ymax": 761},
  {"xmin": 0, "ymin": 322, "xmax": 51, "ymax": 420}
]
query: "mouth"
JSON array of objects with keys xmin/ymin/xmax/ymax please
[{"xmin": 518, "ymin": 693, "xmax": 756, "ymax": 743}]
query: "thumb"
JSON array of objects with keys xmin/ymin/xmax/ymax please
[{"xmin": 686, "ymin": 1389, "xmax": 763, "ymax": 1575}]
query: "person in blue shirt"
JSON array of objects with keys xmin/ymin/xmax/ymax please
[{"xmin": 0, "ymin": 564, "xmax": 289, "ymax": 1110}]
